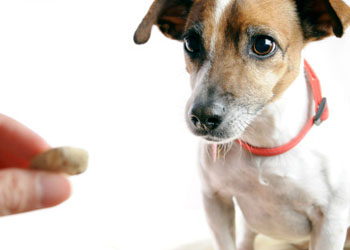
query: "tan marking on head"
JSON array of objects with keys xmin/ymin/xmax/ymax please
[
  {"xmin": 183, "ymin": 0, "xmax": 349, "ymax": 105},
  {"xmin": 205, "ymin": 0, "xmax": 305, "ymax": 103}
]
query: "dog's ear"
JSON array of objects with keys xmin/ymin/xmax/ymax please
[
  {"xmin": 134, "ymin": 0, "xmax": 194, "ymax": 44},
  {"xmin": 295, "ymin": 0, "xmax": 350, "ymax": 40}
]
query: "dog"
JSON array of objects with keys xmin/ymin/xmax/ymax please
[{"xmin": 134, "ymin": 0, "xmax": 350, "ymax": 249}]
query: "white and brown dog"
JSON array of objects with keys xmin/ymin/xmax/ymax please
[{"xmin": 134, "ymin": 0, "xmax": 350, "ymax": 249}]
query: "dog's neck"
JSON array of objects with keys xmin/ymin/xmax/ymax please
[{"xmin": 241, "ymin": 60, "xmax": 314, "ymax": 149}]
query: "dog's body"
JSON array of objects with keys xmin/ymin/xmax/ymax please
[
  {"xmin": 134, "ymin": 0, "xmax": 350, "ymax": 249},
  {"xmin": 200, "ymin": 60, "xmax": 350, "ymax": 249}
]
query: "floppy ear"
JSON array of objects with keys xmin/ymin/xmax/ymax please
[
  {"xmin": 134, "ymin": 0, "xmax": 194, "ymax": 44},
  {"xmin": 295, "ymin": 0, "xmax": 350, "ymax": 40}
]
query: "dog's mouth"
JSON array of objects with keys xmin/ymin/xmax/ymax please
[
  {"xmin": 186, "ymin": 95, "xmax": 265, "ymax": 147},
  {"xmin": 202, "ymin": 133, "xmax": 238, "ymax": 143},
  {"xmin": 188, "ymin": 117, "xmax": 251, "ymax": 144},
  {"xmin": 186, "ymin": 104, "xmax": 263, "ymax": 145},
  {"xmin": 196, "ymin": 122, "xmax": 251, "ymax": 162}
]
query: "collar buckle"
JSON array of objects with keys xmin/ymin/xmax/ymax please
[{"xmin": 314, "ymin": 97, "xmax": 327, "ymax": 126}]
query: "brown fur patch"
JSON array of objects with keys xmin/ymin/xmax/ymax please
[
  {"xmin": 134, "ymin": 0, "xmax": 194, "ymax": 44},
  {"xmin": 136, "ymin": 0, "xmax": 349, "ymax": 104},
  {"xmin": 184, "ymin": 0, "xmax": 216, "ymax": 73},
  {"xmin": 295, "ymin": 0, "xmax": 350, "ymax": 40},
  {"xmin": 195, "ymin": 0, "xmax": 305, "ymax": 103}
]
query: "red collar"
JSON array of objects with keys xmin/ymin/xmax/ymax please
[{"xmin": 234, "ymin": 60, "xmax": 329, "ymax": 157}]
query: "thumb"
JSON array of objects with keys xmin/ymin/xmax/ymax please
[{"xmin": 0, "ymin": 169, "xmax": 71, "ymax": 216}]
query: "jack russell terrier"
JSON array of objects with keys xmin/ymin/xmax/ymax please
[{"xmin": 134, "ymin": 0, "xmax": 350, "ymax": 249}]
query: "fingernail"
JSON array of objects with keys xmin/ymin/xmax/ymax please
[{"xmin": 37, "ymin": 173, "xmax": 71, "ymax": 208}]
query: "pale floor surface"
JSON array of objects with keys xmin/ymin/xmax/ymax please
[{"xmin": 172, "ymin": 236, "xmax": 350, "ymax": 250}]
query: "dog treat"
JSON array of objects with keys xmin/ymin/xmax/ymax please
[{"xmin": 30, "ymin": 147, "xmax": 88, "ymax": 175}]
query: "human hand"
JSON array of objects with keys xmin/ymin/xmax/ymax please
[{"xmin": 0, "ymin": 114, "xmax": 71, "ymax": 216}]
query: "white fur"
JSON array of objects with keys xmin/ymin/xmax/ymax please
[
  {"xmin": 215, "ymin": 0, "xmax": 232, "ymax": 23},
  {"xmin": 199, "ymin": 57, "xmax": 350, "ymax": 250}
]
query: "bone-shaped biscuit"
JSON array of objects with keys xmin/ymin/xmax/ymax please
[{"xmin": 30, "ymin": 147, "xmax": 88, "ymax": 175}]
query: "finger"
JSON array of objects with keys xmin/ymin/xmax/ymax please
[
  {"xmin": 0, "ymin": 114, "xmax": 50, "ymax": 168},
  {"xmin": 0, "ymin": 169, "xmax": 71, "ymax": 216}
]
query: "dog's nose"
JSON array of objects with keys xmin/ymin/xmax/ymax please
[{"xmin": 190, "ymin": 102, "xmax": 225, "ymax": 131}]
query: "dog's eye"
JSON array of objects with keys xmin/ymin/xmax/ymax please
[
  {"xmin": 252, "ymin": 36, "xmax": 276, "ymax": 56},
  {"xmin": 184, "ymin": 36, "xmax": 200, "ymax": 54}
]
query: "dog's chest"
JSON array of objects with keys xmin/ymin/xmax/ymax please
[{"xmin": 200, "ymin": 144, "xmax": 329, "ymax": 241}]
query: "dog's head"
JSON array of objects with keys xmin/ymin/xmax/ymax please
[{"xmin": 134, "ymin": 0, "xmax": 350, "ymax": 143}]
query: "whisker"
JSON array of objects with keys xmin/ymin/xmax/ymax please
[{"xmin": 205, "ymin": 143, "xmax": 211, "ymax": 159}]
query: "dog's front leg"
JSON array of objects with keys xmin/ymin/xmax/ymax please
[
  {"xmin": 237, "ymin": 221, "xmax": 256, "ymax": 250},
  {"xmin": 203, "ymin": 192, "xmax": 236, "ymax": 250},
  {"xmin": 309, "ymin": 205, "xmax": 349, "ymax": 250}
]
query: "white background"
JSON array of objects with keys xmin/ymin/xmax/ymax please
[{"xmin": 0, "ymin": 1, "xmax": 349, "ymax": 250}]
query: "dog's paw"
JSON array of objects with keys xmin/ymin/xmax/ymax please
[{"xmin": 237, "ymin": 244, "xmax": 254, "ymax": 250}]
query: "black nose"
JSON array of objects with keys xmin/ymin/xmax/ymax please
[{"xmin": 190, "ymin": 102, "xmax": 226, "ymax": 131}]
